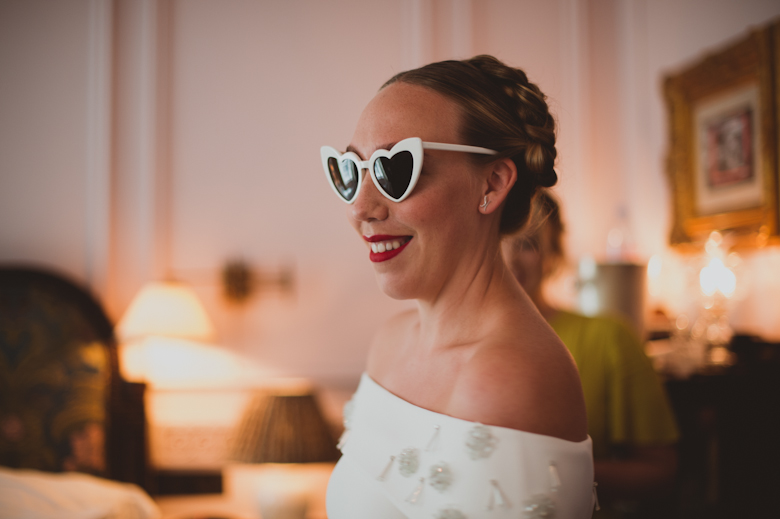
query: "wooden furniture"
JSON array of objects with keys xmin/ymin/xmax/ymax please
[
  {"xmin": 664, "ymin": 335, "xmax": 780, "ymax": 519},
  {"xmin": 154, "ymin": 463, "xmax": 334, "ymax": 519},
  {"xmin": 0, "ymin": 265, "xmax": 148, "ymax": 490}
]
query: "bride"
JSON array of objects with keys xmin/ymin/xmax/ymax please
[{"xmin": 321, "ymin": 55, "xmax": 596, "ymax": 519}]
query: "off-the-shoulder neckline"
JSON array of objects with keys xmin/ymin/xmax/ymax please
[{"xmin": 360, "ymin": 372, "xmax": 591, "ymax": 446}]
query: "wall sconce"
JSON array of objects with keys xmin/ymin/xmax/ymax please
[
  {"xmin": 225, "ymin": 385, "xmax": 339, "ymax": 519},
  {"xmin": 221, "ymin": 259, "xmax": 295, "ymax": 306}
]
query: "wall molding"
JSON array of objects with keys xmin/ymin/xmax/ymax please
[
  {"xmin": 137, "ymin": 0, "xmax": 173, "ymax": 281},
  {"xmin": 401, "ymin": 0, "xmax": 433, "ymax": 69},
  {"xmin": 85, "ymin": 0, "xmax": 113, "ymax": 298},
  {"xmin": 450, "ymin": 0, "xmax": 472, "ymax": 59}
]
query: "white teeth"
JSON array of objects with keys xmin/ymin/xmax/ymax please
[{"xmin": 370, "ymin": 238, "xmax": 408, "ymax": 253}]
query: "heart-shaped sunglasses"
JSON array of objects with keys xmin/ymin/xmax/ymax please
[{"xmin": 320, "ymin": 137, "xmax": 497, "ymax": 203}]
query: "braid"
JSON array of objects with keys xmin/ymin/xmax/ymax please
[
  {"xmin": 384, "ymin": 55, "xmax": 558, "ymax": 234},
  {"xmin": 465, "ymin": 56, "xmax": 557, "ymax": 189}
]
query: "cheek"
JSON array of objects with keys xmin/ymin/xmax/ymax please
[
  {"xmin": 411, "ymin": 172, "xmax": 477, "ymax": 227},
  {"xmin": 403, "ymin": 195, "xmax": 464, "ymax": 242}
]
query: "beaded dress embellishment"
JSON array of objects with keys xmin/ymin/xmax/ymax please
[
  {"xmin": 465, "ymin": 424, "xmax": 498, "ymax": 460},
  {"xmin": 429, "ymin": 462, "xmax": 454, "ymax": 492},
  {"xmin": 398, "ymin": 447, "xmax": 421, "ymax": 477},
  {"xmin": 350, "ymin": 375, "xmax": 594, "ymax": 519},
  {"xmin": 337, "ymin": 398, "xmax": 355, "ymax": 450},
  {"xmin": 434, "ymin": 507, "xmax": 467, "ymax": 519},
  {"xmin": 522, "ymin": 494, "xmax": 556, "ymax": 518}
]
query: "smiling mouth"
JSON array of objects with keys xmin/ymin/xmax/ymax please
[
  {"xmin": 369, "ymin": 236, "xmax": 412, "ymax": 253},
  {"xmin": 364, "ymin": 235, "xmax": 413, "ymax": 263}
]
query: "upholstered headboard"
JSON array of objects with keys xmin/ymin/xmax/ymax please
[{"xmin": 0, "ymin": 266, "xmax": 148, "ymax": 489}]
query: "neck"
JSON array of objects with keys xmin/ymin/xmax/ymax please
[
  {"xmin": 529, "ymin": 287, "xmax": 558, "ymax": 322},
  {"xmin": 412, "ymin": 243, "xmax": 521, "ymax": 350}
]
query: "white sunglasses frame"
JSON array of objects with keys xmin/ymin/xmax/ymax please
[{"xmin": 320, "ymin": 137, "xmax": 497, "ymax": 204}]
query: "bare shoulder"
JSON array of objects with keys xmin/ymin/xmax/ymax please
[{"xmin": 449, "ymin": 319, "xmax": 588, "ymax": 442}]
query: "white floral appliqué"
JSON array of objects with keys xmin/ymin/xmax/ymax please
[
  {"xmin": 398, "ymin": 447, "xmax": 420, "ymax": 477},
  {"xmin": 429, "ymin": 462, "xmax": 453, "ymax": 492},
  {"xmin": 522, "ymin": 494, "xmax": 556, "ymax": 518},
  {"xmin": 342, "ymin": 398, "xmax": 355, "ymax": 429},
  {"xmin": 465, "ymin": 424, "xmax": 498, "ymax": 460},
  {"xmin": 337, "ymin": 398, "xmax": 355, "ymax": 451}
]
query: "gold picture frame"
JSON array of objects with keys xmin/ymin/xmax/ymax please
[{"xmin": 664, "ymin": 22, "xmax": 778, "ymax": 245}]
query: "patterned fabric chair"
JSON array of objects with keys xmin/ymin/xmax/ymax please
[{"xmin": 0, "ymin": 266, "xmax": 148, "ymax": 488}]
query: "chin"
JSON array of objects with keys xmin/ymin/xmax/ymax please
[{"xmin": 374, "ymin": 271, "xmax": 419, "ymax": 300}]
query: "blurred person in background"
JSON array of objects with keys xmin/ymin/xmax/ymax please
[{"xmin": 503, "ymin": 190, "xmax": 679, "ymax": 518}]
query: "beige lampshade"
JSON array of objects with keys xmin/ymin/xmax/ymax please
[
  {"xmin": 116, "ymin": 281, "xmax": 215, "ymax": 342},
  {"xmin": 232, "ymin": 391, "xmax": 340, "ymax": 464}
]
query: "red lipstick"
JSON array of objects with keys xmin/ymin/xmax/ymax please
[{"xmin": 364, "ymin": 235, "xmax": 413, "ymax": 263}]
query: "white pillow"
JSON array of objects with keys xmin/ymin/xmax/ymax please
[{"xmin": 0, "ymin": 467, "xmax": 160, "ymax": 519}]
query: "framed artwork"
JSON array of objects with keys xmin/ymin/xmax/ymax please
[{"xmin": 664, "ymin": 23, "xmax": 778, "ymax": 244}]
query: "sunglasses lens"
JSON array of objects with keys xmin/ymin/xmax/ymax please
[
  {"xmin": 327, "ymin": 157, "xmax": 359, "ymax": 201},
  {"xmin": 374, "ymin": 151, "xmax": 414, "ymax": 200}
]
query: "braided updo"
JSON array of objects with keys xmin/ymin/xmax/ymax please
[{"xmin": 383, "ymin": 55, "xmax": 557, "ymax": 234}]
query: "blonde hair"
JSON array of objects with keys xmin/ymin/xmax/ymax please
[{"xmin": 517, "ymin": 189, "xmax": 566, "ymax": 279}]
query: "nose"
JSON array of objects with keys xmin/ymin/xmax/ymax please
[{"xmin": 350, "ymin": 171, "xmax": 389, "ymax": 223}]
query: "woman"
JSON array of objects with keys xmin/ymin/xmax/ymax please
[
  {"xmin": 322, "ymin": 56, "xmax": 595, "ymax": 519},
  {"xmin": 503, "ymin": 191, "xmax": 679, "ymax": 517}
]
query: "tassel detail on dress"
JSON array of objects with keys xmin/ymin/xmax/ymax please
[
  {"xmin": 377, "ymin": 455, "xmax": 395, "ymax": 481},
  {"xmin": 425, "ymin": 425, "xmax": 441, "ymax": 452},
  {"xmin": 406, "ymin": 477, "xmax": 425, "ymax": 504},
  {"xmin": 548, "ymin": 463, "xmax": 561, "ymax": 492},
  {"xmin": 593, "ymin": 482, "xmax": 601, "ymax": 511},
  {"xmin": 486, "ymin": 479, "xmax": 510, "ymax": 510}
]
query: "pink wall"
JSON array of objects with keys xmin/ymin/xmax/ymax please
[
  {"xmin": 0, "ymin": 0, "xmax": 94, "ymax": 280},
  {"xmin": 2, "ymin": 0, "xmax": 780, "ymax": 385}
]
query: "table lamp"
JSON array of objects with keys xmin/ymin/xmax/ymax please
[
  {"xmin": 117, "ymin": 281, "xmax": 214, "ymax": 343},
  {"xmin": 115, "ymin": 280, "xmax": 215, "ymax": 384},
  {"xmin": 227, "ymin": 387, "xmax": 340, "ymax": 519}
]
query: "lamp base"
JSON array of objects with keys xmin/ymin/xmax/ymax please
[
  {"xmin": 223, "ymin": 462, "xmax": 334, "ymax": 519},
  {"xmin": 257, "ymin": 479, "xmax": 308, "ymax": 519}
]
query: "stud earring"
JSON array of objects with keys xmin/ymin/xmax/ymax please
[{"xmin": 480, "ymin": 196, "xmax": 490, "ymax": 210}]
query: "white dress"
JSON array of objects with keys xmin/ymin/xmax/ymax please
[{"xmin": 327, "ymin": 373, "xmax": 596, "ymax": 519}]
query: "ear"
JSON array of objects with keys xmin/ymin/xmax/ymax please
[{"xmin": 480, "ymin": 158, "xmax": 517, "ymax": 214}]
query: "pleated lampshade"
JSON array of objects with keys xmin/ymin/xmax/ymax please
[{"xmin": 231, "ymin": 391, "xmax": 340, "ymax": 464}]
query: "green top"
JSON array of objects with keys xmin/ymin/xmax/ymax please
[{"xmin": 550, "ymin": 310, "xmax": 679, "ymax": 460}]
